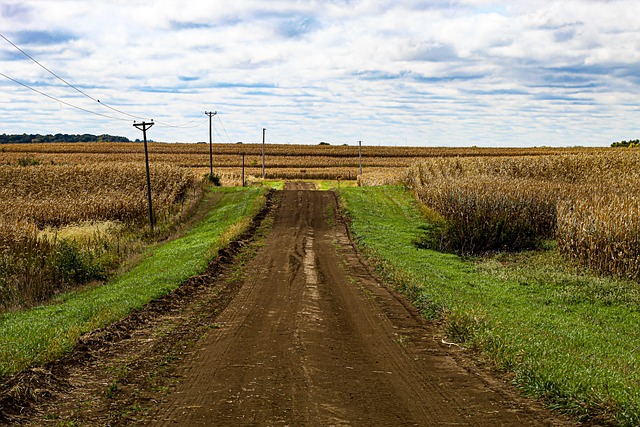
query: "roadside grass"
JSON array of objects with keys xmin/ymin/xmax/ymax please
[
  {"xmin": 260, "ymin": 180, "xmax": 285, "ymax": 190},
  {"xmin": 0, "ymin": 187, "xmax": 267, "ymax": 378},
  {"xmin": 339, "ymin": 185, "xmax": 640, "ymax": 426},
  {"xmin": 257, "ymin": 179, "xmax": 357, "ymax": 191},
  {"xmin": 317, "ymin": 180, "xmax": 357, "ymax": 191}
]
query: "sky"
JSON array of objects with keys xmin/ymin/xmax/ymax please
[{"xmin": 1, "ymin": 0, "xmax": 640, "ymax": 147}]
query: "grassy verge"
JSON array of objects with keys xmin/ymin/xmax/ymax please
[
  {"xmin": 317, "ymin": 180, "xmax": 358, "ymax": 191},
  {"xmin": 257, "ymin": 179, "xmax": 358, "ymax": 191},
  {"xmin": 0, "ymin": 187, "xmax": 267, "ymax": 377},
  {"xmin": 339, "ymin": 185, "xmax": 640, "ymax": 426},
  {"xmin": 260, "ymin": 180, "xmax": 285, "ymax": 190}
]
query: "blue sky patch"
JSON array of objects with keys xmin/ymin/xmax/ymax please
[{"xmin": 13, "ymin": 30, "xmax": 77, "ymax": 46}]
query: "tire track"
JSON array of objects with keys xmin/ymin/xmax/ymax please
[{"xmin": 147, "ymin": 188, "xmax": 573, "ymax": 426}]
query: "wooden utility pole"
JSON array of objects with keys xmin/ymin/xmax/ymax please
[
  {"xmin": 133, "ymin": 120, "xmax": 155, "ymax": 232},
  {"xmin": 242, "ymin": 152, "xmax": 245, "ymax": 187},
  {"xmin": 262, "ymin": 128, "xmax": 266, "ymax": 179},
  {"xmin": 358, "ymin": 140, "xmax": 363, "ymax": 176},
  {"xmin": 205, "ymin": 111, "xmax": 217, "ymax": 177}
]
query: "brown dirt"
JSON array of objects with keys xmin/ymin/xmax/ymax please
[{"xmin": 2, "ymin": 185, "xmax": 576, "ymax": 426}]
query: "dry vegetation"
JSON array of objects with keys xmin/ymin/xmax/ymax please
[
  {"xmin": 0, "ymin": 157, "xmax": 201, "ymax": 310},
  {"xmin": 0, "ymin": 141, "xmax": 602, "ymax": 183},
  {"xmin": 0, "ymin": 141, "xmax": 632, "ymax": 310},
  {"xmin": 0, "ymin": 163, "xmax": 198, "ymax": 227},
  {"xmin": 402, "ymin": 150, "xmax": 640, "ymax": 281}
]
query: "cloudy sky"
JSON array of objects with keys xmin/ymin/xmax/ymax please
[{"xmin": 1, "ymin": 0, "xmax": 639, "ymax": 146}]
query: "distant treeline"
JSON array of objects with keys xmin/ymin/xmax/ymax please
[
  {"xmin": 611, "ymin": 139, "xmax": 640, "ymax": 148},
  {"xmin": 0, "ymin": 133, "xmax": 130, "ymax": 144}
]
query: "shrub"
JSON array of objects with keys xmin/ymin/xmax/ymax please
[
  {"xmin": 17, "ymin": 156, "xmax": 40, "ymax": 166},
  {"xmin": 206, "ymin": 172, "xmax": 222, "ymax": 186},
  {"xmin": 53, "ymin": 239, "xmax": 107, "ymax": 285}
]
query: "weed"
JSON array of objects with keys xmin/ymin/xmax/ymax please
[
  {"xmin": 54, "ymin": 239, "xmax": 107, "ymax": 285},
  {"xmin": 17, "ymin": 156, "xmax": 40, "ymax": 166},
  {"xmin": 206, "ymin": 172, "xmax": 222, "ymax": 186},
  {"xmin": 393, "ymin": 333, "xmax": 409, "ymax": 346},
  {"xmin": 105, "ymin": 380, "xmax": 119, "ymax": 399},
  {"xmin": 56, "ymin": 420, "xmax": 79, "ymax": 427}
]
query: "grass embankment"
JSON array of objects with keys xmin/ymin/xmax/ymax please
[
  {"xmin": 340, "ymin": 186, "xmax": 640, "ymax": 426},
  {"xmin": 0, "ymin": 187, "xmax": 267, "ymax": 377}
]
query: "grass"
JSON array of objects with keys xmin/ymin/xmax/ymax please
[
  {"xmin": 339, "ymin": 185, "xmax": 640, "ymax": 426},
  {"xmin": 260, "ymin": 180, "xmax": 285, "ymax": 190},
  {"xmin": 317, "ymin": 179, "xmax": 358, "ymax": 191},
  {"xmin": 258, "ymin": 179, "xmax": 357, "ymax": 191},
  {"xmin": 0, "ymin": 186, "xmax": 267, "ymax": 377}
]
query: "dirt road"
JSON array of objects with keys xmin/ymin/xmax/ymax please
[
  {"xmin": 146, "ymin": 185, "xmax": 568, "ymax": 426},
  {"xmin": 6, "ymin": 185, "xmax": 572, "ymax": 426}
]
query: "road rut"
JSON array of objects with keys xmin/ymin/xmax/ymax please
[{"xmin": 148, "ymin": 187, "xmax": 569, "ymax": 426}]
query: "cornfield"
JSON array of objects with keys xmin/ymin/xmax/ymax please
[
  {"xmin": 403, "ymin": 150, "xmax": 640, "ymax": 280},
  {"xmin": 0, "ymin": 161, "xmax": 202, "ymax": 310},
  {"xmin": 2, "ymin": 141, "xmax": 638, "ymax": 308},
  {"xmin": 0, "ymin": 142, "xmax": 605, "ymax": 182},
  {"xmin": 0, "ymin": 162, "xmax": 199, "ymax": 227}
]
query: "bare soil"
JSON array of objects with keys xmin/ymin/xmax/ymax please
[{"xmin": 1, "ymin": 184, "xmax": 575, "ymax": 426}]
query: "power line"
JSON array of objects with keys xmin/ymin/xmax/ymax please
[
  {"xmin": 214, "ymin": 128, "xmax": 225, "ymax": 142},
  {"xmin": 0, "ymin": 71, "xmax": 131, "ymax": 122},
  {"xmin": 212, "ymin": 122, "xmax": 225, "ymax": 143},
  {"xmin": 0, "ymin": 32, "xmax": 148, "ymax": 121},
  {"xmin": 217, "ymin": 114, "xmax": 233, "ymax": 143},
  {"xmin": 153, "ymin": 113, "xmax": 208, "ymax": 129},
  {"xmin": 1, "ymin": 32, "xmax": 211, "ymax": 129},
  {"xmin": 1, "ymin": 67, "xmax": 214, "ymax": 130}
]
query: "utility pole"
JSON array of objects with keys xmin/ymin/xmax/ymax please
[
  {"xmin": 262, "ymin": 128, "xmax": 266, "ymax": 179},
  {"xmin": 205, "ymin": 111, "xmax": 217, "ymax": 177},
  {"xmin": 358, "ymin": 140, "xmax": 363, "ymax": 176},
  {"xmin": 242, "ymin": 152, "xmax": 245, "ymax": 187},
  {"xmin": 133, "ymin": 120, "xmax": 155, "ymax": 232}
]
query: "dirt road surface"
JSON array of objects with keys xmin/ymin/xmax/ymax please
[
  {"xmin": 148, "ymin": 184, "xmax": 569, "ymax": 426},
  {"xmin": 6, "ymin": 185, "xmax": 574, "ymax": 426}
]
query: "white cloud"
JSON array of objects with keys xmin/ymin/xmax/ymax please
[{"xmin": 1, "ymin": 0, "xmax": 639, "ymax": 146}]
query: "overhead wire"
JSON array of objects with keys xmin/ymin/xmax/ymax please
[
  {"xmin": 153, "ymin": 113, "xmax": 208, "ymax": 129},
  {"xmin": 0, "ymin": 32, "xmax": 149, "ymax": 121},
  {"xmin": 216, "ymin": 114, "xmax": 233, "ymax": 143},
  {"xmin": 0, "ymin": 71, "xmax": 132, "ymax": 122},
  {"xmin": 211, "ymin": 120, "xmax": 226, "ymax": 143},
  {"xmin": 1, "ymin": 32, "xmax": 214, "ymax": 130}
]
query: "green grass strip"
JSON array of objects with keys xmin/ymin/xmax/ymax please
[
  {"xmin": 340, "ymin": 186, "xmax": 640, "ymax": 426},
  {"xmin": 0, "ymin": 187, "xmax": 266, "ymax": 377}
]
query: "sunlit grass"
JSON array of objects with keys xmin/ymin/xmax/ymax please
[
  {"xmin": 39, "ymin": 220, "xmax": 124, "ymax": 244},
  {"xmin": 340, "ymin": 185, "xmax": 640, "ymax": 426},
  {"xmin": 0, "ymin": 187, "xmax": 266, "ymax": 377}
]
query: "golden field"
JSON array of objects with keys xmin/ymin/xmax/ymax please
[
  {"xmin": 0, "ymin": 145, "xmax": 205, "ymax": 310},
  {"xmin": 402, "ymin": 151, "xmax": 640, "ymax": 280},
  {"xmin": 0, "ymin": 141, "xmax": 637, "ymax": 309},
  {"xmin": 0, "ymin": 141, "xmax": 602, "ymax": 184}
]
